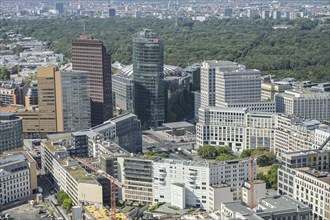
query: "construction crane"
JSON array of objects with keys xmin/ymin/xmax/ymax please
[
  {"xmin": 75, "ymin": 157, "xmax": 123, "ymax": 220},
  {"xmin": 249, "ymin": 151, "xmax": 269, "ymax": 209}
]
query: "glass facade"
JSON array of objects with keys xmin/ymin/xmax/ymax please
[{"xmin": 132, "ymin": 29, "xmax": 165, "ymax": 128}]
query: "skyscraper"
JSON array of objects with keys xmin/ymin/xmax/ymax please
[
  {"xmin": 132, "ymin": 29, "xmax": 165, "ymax": 128},
  {"xmin": 72, "ymin": 35, "xmax": 112, "ymax": 126},
  {"xmin": 56, "ymin": 67, "xmax": 91, "ymax": 132}
]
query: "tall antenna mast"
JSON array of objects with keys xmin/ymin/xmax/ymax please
[{"xmin": 83, "ymin": 23, "xmax": 86, "ymax": 35}]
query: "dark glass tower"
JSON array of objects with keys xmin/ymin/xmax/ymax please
[
  {"xmin": 132, "ymin": 29, "xmax": 165, "ymax": 128},
  {"xmin": 72, "ymin": 35, "xmax": 112, "ymax": 126}
]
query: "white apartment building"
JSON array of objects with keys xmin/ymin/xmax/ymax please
[
  {"xmin": 274, "ymin": 115, "xmax": 330, "ymax": 156},
  {"xmin": 152, "ymin": 158, "xmax": 256, "ymax": 211},
  {"xmin": 0, "ymin": 152, "xmax": 37, "ymax": 205},
  {"xmin": 278, "ymin": 150, "xmax": 330, "ymax": 220},
  {"xmin": 196, "ymin": 107, "xmax": 275, "ymax": 152},
  {"xmin": 275, "ymin": 89, "xmax": 330, "ymax": 120}
]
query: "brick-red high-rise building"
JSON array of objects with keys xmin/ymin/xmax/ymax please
[{"xmin": 72, "ymin": 35, "xmax": 112, "ymax": 126}]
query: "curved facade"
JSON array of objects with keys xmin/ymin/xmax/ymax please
[
  {"xmin": 0, "ymin": 113, "xmax": 23, "ymax": 153},
  {"xmin": 132, "ymin": 29, "xmax": 165, "ymax": 128}
]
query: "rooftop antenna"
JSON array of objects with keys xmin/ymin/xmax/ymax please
[{"xmin": 83, "ymin": 23, "xmax": 86, "ymax": 35}]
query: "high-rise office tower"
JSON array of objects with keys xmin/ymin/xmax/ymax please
[
  {"xmin": 37, "ymin": 66, "xmax": 61, "ymax": 132},
  {"xmin": 72, "ymin": 35, "xmax": 112, "ymax": 126},
  {"xmin": 17, "ymin": 66, "xmax": 91, "ymax": 137},
  {"xmin": 55, "ymin": 2, "xmax": 64, "ymax": 14},
  {"xmin": 56, "ymin": 68, "xmax": 91, "ymax": 132},
  {"xmin": 132, "ymin": 29, "xmax": 164, "ymax": 128},
  {"xmin": 200, "ymin": 60, "xmax": 239, "ymax": 109}
]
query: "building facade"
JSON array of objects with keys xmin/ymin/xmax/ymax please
[
  {"xmin": 117, "ymin": 157, "xmax": 153, "ymax": 204},
  {"xmin": 200, "ymin": 60, "xmax": 239, "ymax": 108},
  {"xmin": 0, "ymin": 112, "xmax": 23, "ymax": 153},
  {"xmin": 72, "ymin": 35, "xmax": 112, "ymax": 126},
  {"xmin": 57, "ymin": 68, "xmax": 91, "ymax": 132},
  {"xmin": 216, "ymin": 65, "xmax": 261, "ymax": 107},
  {"xmin": 184, "ymin": 64, "xmax": 201, "ymax": 91},
  {"xmin": 261, "ymin": 82, "xmax": 292, "ymax": 101},
  {"xmin": 274, "ymin": 114, "xmax": 330, "ymax": 156},
  {"xmin": 196, "ymin": 107, "xmax": 275, "ymax": 152},
  {"xmin": 132, "ymin": 29, "xmax": 165, "ymax": 128},
  {"xmin": 278, "ymin": 149, "xmax": 330, "ymax": 220},
  {"xmin": 0, "ymin": 151, "xmax": 37, "ymax": 205},
  {"xmin": 41, "ymin": 141, "xmax": 104, "ymax": 205},
  {"xmin": 152, "ymin": 158, "xmax": 255, "ymax": 211},
  {"xmin": 275, "ymin": 90, "xmax": 330, "ymax": 120}
]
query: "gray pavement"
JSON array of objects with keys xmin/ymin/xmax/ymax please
[{"xmin": 4, "ymin": 204, "xmax": 46, "ymax": 220}]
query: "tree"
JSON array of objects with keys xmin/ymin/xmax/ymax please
[
  {"xmin": 257, "ymin": 152, "xmax": 277, "ymax": 167},
  {"xmin": 256, "ymin": 164, "xmax": 280, "ymax": 189},
  {"xmin": 0, "ymin": 67, "xmax": 10, "ymax": 80},
  {"xmin": 56, "ymin": 190, "xmax": 69, "ymax": 205},
  {"xmin": 197, "ymin": 145, "xmax": 232, "ymax": 159},
  {"xmin": 267, "ymin": 164, "xmax": 280, "ymax": 189},
  {"xmin": 62, "ymin": 198, "xmax": 73, "ymax": 211},
  {"xmin": 215, "ymin": 154, "xmax": 238, "ymax": 161}
]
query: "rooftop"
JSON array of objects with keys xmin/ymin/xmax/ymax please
[
  {"xmin": 296, "ymin": 167, "xmax": 330, "ymax": 184},
  {"xmin": 113, "ymin": 64, "xmax": 184, "ymax": 79},
  {"xmin": 259, "ymin": 195, "xmax": 310, "ymax": 212},
  {"xmin": 163, "ymin": 121, "xmax": 195, "ymax": 129},
  {"xmin": 65, "ymin": 165, "xmax": 96, "ymax": 183},
  {"xmin": 282, "ymin": 148, "xmax": 330, "ymax": 157}
]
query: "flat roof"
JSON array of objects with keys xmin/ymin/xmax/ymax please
[
  {"xmin": 163, "ymin": 121, "xmax": 195, "ymax": 129},
  {"xmin": 47, "ymin": 133, "xmax": 72, "ymax": 141},
  {"xmin": 260, "ymin": 195, "xmax": 309, "ymax": 211}
]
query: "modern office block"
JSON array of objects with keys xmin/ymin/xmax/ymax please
[
  {"xmin": 55, "ymin": 2, "xmax": 64, "ymax": 14},
  {"xmin": 200, "ymin": 60, "xmax": 239, "ymax": 108},
  {"xmin": 17, "ymin": 66, "xmax": 91, "ymax": 137},
  {"xmin": 197, "ymin": 107, "xmax": 275, "ymax": 152},
  {"xmin": 57, "ymin": 68, "xmax": 91, "ymax": 132},
  {"xmin": 41, "ymin": 141, "xmax": 104, "ymax": 205},
  {"xmin": 91, "ymin": 113, "xmax": 142, "ymax": 153},
  {"xmin": 216, "ymin": 64, "xmax": 261, "ymax": 107},
  {"xmin": 153, "ymin": 158, "xmax": 255, "ymax": 211},
  {"xmin": 261, "ymin": 82, "xmax": 292, "ymax": 101},
  {"xmin": 274, "ymin": 114, "xmax": 330, "ymax": 155},
  {"xmin": 0, "ymin": 112, "xmax": 23, "ymax": 153},
  {"xmin": 117, "ymin": 157, "xmax": 153, "ymax": 204},
  {"xmin": 132, "ymin": 29, "xmax": 165, "ymax": 128},
  {"xmin": 0, "ymin": 151, "xmax": 37, "ymax": 205},
  {"xmin": 72, "ymin": 35, "xmax": 112, "ymax": 126},
  {"xmin": 275, "ymin": 89, "xmax": 330, "ymax": 120},
  {"xmin": 112, "ymin": 73, "xmax": 134, "ymax": 112},
  {"xmin": 184, "ymin": 64, "xmax": 201, "ymax": 91},
  {"xmin": 110, "ymin": 113, "xmax": 142, "ymax": 153}
]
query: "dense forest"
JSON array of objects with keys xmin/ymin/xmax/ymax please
[{"xmin": 2, "ymin": 17, "xmax": 330, "ymax": 82}]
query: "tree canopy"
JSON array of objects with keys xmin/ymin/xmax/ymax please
[
  {"xmin": 2, "ymin": 17, "xmax": 329, "ymax": 82},
  {"xmin": 0, "ymin": 67, "xmax": 10, "ymax": 80}
]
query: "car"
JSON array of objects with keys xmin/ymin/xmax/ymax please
[
  {"xmin": 50, "ymin": 189, "xmax": 55, "ymax": 194},
  {"xmin": 38, "ymin": 209, "xmax": 46, "ymax": 214}
]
